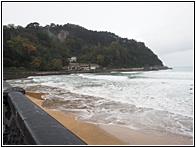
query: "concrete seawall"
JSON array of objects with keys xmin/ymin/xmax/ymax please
[{"xmin": 3, "ymin": 80, "xmax": 86, "ymax": 145}]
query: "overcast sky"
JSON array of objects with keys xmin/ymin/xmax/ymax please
[{"xmin": 2, "ymin": 2, "xmax": 194, "ymax": 67}]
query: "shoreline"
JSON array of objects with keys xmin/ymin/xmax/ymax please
[
  {"xmin": 25, "ymin": 92, "xmax": 193, "ymax": 145},
  {"xmin": 3, "ymin": 66, "xmax": 172, "ymax": 80}
]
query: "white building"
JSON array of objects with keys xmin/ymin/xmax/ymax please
[{"xmin": 68, "ymin": 57, "xmax": 77, "ymax": 63}]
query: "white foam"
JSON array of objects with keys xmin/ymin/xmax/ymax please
[{"xmin": 78, "ymin": 73, "xmax": 128, "ymax": 81}]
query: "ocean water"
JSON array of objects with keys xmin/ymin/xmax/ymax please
[{"xmin": 8, "ymin": 67, "xmax": 194, "ymax": 138}]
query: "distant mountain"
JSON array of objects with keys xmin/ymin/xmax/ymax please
[{"xmin": 3, "ymin": 22, "xmax": 163, "ymax": 71}]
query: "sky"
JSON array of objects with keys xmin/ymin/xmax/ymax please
[{"xmin": 2, "ymin": 1, "xmax": 194, "ymax": 67}]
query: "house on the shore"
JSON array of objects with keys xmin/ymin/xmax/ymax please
[
  {"xmin": 79, "ymin": 63, "xmax": 90, "ymax": 71},
  {"xmin": 68, "ymin": 63, "xmax": 99, "ymax": 71},
  {"xmin": 68, "ymin": 63, "xmax": 80, "ymax": 71},
  {"xmin": 67, "ymin": 56, "xmax": 99, "ymax": 71}
]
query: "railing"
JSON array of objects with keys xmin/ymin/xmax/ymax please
[{"xmin": 3, "ymin": 80, "xmax": 86, "ymax": 145}]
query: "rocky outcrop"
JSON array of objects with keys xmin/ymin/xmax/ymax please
[{"xmin": 58, "ymin": 30, "xmax": 69, "ymax": 42}]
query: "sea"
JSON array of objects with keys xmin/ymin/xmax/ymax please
[{"xmin": 8, "ymin": 66, "xmax": 194, "ymax": 139}]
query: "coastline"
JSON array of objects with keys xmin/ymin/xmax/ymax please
[
  {"xmin": 3, "ymin": 66, "xmax": 172, "ymax": 80},
  {"xmin": 25, "ymin": 92, "xmax": 193, "ymax": 145}
]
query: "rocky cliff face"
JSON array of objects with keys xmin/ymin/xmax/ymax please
[{"xmin": 58, "ymin": 30, "xmax": 69, "ymax": 42}]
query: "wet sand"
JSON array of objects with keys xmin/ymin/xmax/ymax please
[{"xmin": 25, "ymin": 92, "xmax": 193, "ymax": 145}]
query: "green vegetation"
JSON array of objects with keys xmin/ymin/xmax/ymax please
[{"xmin": 3, "ymin": 22, "xmax": 163, "ymax": 71}]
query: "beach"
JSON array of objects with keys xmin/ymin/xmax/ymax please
[
  {"xmin": 26, "ymin": 91, "xmax": 193, "ymax": 145},
  {"xmin": 25, "ymin": 92, "xmax": 126, "ymax": 145}
]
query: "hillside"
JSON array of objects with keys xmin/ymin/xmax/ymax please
[{"xmin": 3, "ymin": 22, "xmax": 164, "ymax": 71}]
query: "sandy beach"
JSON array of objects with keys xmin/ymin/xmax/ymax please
[{"xmin": 25, "ymin": 91, "xmax": 193, "ymax": 145}]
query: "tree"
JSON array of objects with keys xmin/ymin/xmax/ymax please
[
  {"xmin": 97, "ymin": 54, "xmax": 104, "ymax": 65},
  {"xmin": 51, "ymin": 58, "xmax": 62, "ymax": 70},
  {"xmin": 26, "ymin": 22, "xmax": 40, "ymax": 29},
  {"xmin": 32, "ymin": 57, "xmax": 41, "ymax": 70}
]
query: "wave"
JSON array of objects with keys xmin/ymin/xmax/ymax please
[
  {"xmin": 30, "ymin": 85, "xmax": 192, "ymax": 138},
  {"xmin": 78, "ymin": 73, "xmax": 128, "ymax": 81},
  {"xmin": 8, "ymin": 70, "xmax": 193, "ymax": 138}
]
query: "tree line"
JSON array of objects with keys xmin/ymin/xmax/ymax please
[{"xmin": 3, "ymin": 22, "xmax": 163, "ymax": 71}]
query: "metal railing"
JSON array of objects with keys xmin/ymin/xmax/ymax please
[{"xmin": 3, "ymin": 80, "xmax": 86, "ymax": 145}]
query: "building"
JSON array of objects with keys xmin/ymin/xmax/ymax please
[
  {"xmin": 79, "ymin": 63, "xmax": 90, "ymax": 71},
  {"xmin": 68, "ymin": 57, "xmax": 77, "ymax": 63},
  {"xmin": 67, "ymin": 63, "xmax": 99, "ymax": 71},
  {"xmin": 90, "ymin": 64, "xmax": 99, "ymax": 70},
  {"xmin": 68, "ymin": 63, "xmax": 80, "ymax": 71}
]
